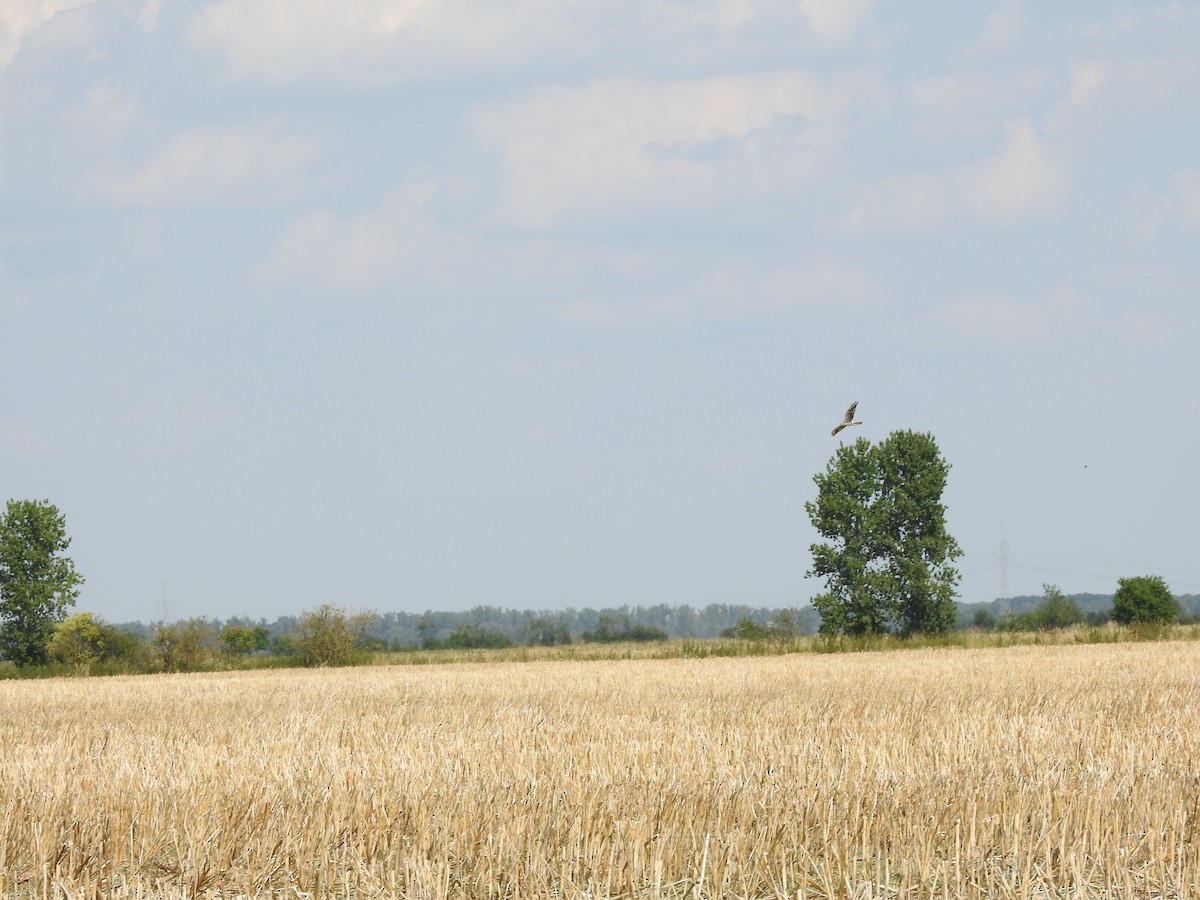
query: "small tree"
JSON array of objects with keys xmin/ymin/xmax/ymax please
[
  {"xmin": 443, "ymin": 623, "xmax": 513, "ymax": 649},
  {"xmin": 292, "ymin": 604, "xmax": 377, "ymax": 666},
  {"xmin": 523, "ymin": 616, "xmax": 572, "ymax": 646},
  {"xmin": 580, "ymin": 614, "xmax": 667, "ymax": 643},
  {"xmin": 1028, "ymin": 585, "xmax": 1084, "ymax": 630},
  {"xmin": 972, "ymin": 608, "xmax": 997, "ymax": 631},
  {"xmin": 48, "ymin": 612, "xmax": 112, "ymax": 672},
  {"xmin": 153, "ymin": 619, "xmax": 216, "ymax": 672},
  {"xmin": 218, "ymin": 624, "xmax": 268, "ymax": 659},
  {"xmin": 1112, "ymin": 576, "xmax": 1178, "ymax": 625},
  {"xmin": 0, "ymin": 499, "xmax": 85, "ymax": 666},
  {"xmin": 726, "ymin": 617, "xmax": 771, "ymax": 640},
  {"xmin": 770, "ymin": 609, "xmax": 801, "ymax": 640}
]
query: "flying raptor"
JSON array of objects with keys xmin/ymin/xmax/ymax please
[{"xmin": 831, "ymin": 401, "xmax": 862, "ymax": 436}]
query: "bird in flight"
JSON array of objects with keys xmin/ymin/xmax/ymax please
[{"xmin": 831, "ymin": 401, "xmax": 862, "ymax": 436}]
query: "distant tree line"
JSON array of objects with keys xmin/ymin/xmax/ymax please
[
  {"xmin": 3, "ymin": 496, "xmax": 1197, "ymax": 677},
  {"xmin": 960, "ymin": 578, "xmax": 1193, "ymax": 631},
  {"xmin": 2, "ymin": 602, "xmax": 821, "ymax": 674},
  {"xmin": 13, "ymin": 579, "xmax": 1192, "ymax": 676}
]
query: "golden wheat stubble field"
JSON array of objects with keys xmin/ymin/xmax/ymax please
[{"xmin": 2, "ymin": 643, "xmax": 1200, "ymax": 899}]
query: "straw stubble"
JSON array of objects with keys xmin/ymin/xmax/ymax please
[{"xmin": 2, "ymin": 642, "xmax": 1198, "ymax": 898}]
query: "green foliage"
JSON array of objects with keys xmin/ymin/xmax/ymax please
[
  {"xmin": 1028, "ymin": 585, "xmax": 1085, "ymax": 630},
  {"xmin": 218, "ymin": 624, "xmax": 269, "ymax": 658},
  {"xmin": 523, "ymin": 616, "xmax": 572, "ymax": 646},
  {"xmin": 357, "ymin": 634, "xmax": 389, "ymax": 652},
  {"xmin": 726, "ymin": 617, "xmax": 772, "ymax": 640},
  {"xmin": 723, "ymin": 610, "xmax": 809, "ymax": 642},
  {"xmin": 47, "ymin": 612, "xmax": 142, "ymax": 672},
  {"xmin": 806, "ymin": 432, "xmax": 962, "ymax": 637},
  {"xmin": 972, "ymin": 608, "xmax": 997, "ymax": 630},
  {"xmin": 580, "ymin": 613, "xmax": 668, "ymax": 643},
  {"xmin": 153, "ymin": 619, "xmax": 217, "ymax": 672},
  {"xmin": 441, "ymin": 623, "xmax": 514, "ymax": 649},
  {"xmin": 1112, "ymin": 575, "xmax": 1178, "ymax": 625},
  {"xmin": 0, "ymin": 499, "xmax": 85, "ymax": 666},
  {"xmin": 292, "ymin": 604, "xmax": 377, "ymax": 666},
  {"xmin": 995, "ymin": 586, "xmax": 1085, "ymax": 632}
]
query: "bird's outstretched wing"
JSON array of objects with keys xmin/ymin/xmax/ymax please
[{"xmin": 831, "ymin": 401, "xmax": 861, "ymax": 436}]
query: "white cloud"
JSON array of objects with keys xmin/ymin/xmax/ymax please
[
  {"xmin": 474, "ymin": 72, "xmax": 852, "ymax": 227},
  {"xmin": 254, "ymin": 179, "xmax": 462, "ymax": 292},
  {"xmin": 189, "ymin": 0, "xmax": 588, "ymax": 86},
  {"xmin": 928, "ymin": 290, "xmax": 1088, "ymax": 345},
  {"xmin": 797, "ymin": 0, "xmax": 874, "ymax": 43},
  {"xmin": 844, "ymin": 118, "xmax": 1063, "ymax": 232},
  {"xmin": 80, "ymin": 78, "xmax": 138, "ymax": 139},
  {"xmin": 189, "ymin": 0, "xmax": 863, "ymax": 87},
  {"xmin": 1062, "ymin": 61, "xmax": 1106, "ymax": 109},
  {"xmin": 1178, "ymin": 170, "xmax": 1200, "ymax": 229},
  {"xmin": 0, "ymin": 417, "xmax": 46, "ymax": 455},
  {"xmin": 136, "ymin": 0, "xmax": 161, "ymax": 32},
  {"xmin": 1079, "ymin": 3, "xmax": 1199, "ymax": 43},
  {"xmin": 926, "ymin": 288, "xmax": 1188, "ymax": 350},
  {"xmin": 555, "ymin": 253, "xmax": 878, "ymax": 330},
  {"xmin": 1124, "ymin": 169, "xmax": 1200, "ymax": 241},
  {"xmin": 906, "ymin": 66, "xmax": 1053, "ymax": 154},
  {"xmin": 969, "ymin": 0, "xmax": 1025, "ymax": 58},
  {"xmin": 98, "ymin": 122, "xmax": 323, "ymax": 205},
  {"xmin": 961, "ymin": 119, "xmax": 1062, "ymax": 222},
  {"xmin": 0, "ymin": 0, "xmax": 97, "ymax": 70}
]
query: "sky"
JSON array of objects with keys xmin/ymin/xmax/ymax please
[{"xmin": 1, "ymin": 0, "xmax": 1198, "ymax": 624}]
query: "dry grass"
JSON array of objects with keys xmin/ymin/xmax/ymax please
[{"xmin": 2, "ymin": 641, "xmax": 1199, "ymax": 898}]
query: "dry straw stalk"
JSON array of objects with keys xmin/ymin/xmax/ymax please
[{"xmin": 2, "ymin": 642, "xmax": 1199, "ymax": 898}]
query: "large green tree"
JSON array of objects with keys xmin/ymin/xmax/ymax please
[
  {"xmin": 806, "ymin": 431, "xmax": 962, "ymax": 636},
  {"xmin": 1111, "ymin": 575, "xmax": 1178, "ymax": 625},
  {"xmin": 0, "ymin": 499, "xmax": 85, "ymax": 665}
]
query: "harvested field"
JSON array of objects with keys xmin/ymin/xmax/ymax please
[{"xmin": 2, "ymin": 642, "xmax": 1199, "ymax": 898}]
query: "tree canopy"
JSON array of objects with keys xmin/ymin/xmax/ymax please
[
  {"xmin": 806, "ymin": 431, "xmax": 961, "ymax": 636},
  {"xmin": 1112, "ymin": 575, "xmax": 1178, "ymax": 625},
  {"xmin": 0, "ymin": 499, "xmax": 84, "ymax": 666}
]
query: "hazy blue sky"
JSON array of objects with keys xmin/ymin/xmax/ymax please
[{"xmin": 2, "ymin": 0, "xmax": 1198, "ymax": 624}]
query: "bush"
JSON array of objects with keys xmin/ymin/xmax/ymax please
[
  {"xmin": 48, "ymin": 612, "xmax": 144, "ymax": 672},
  {"xmin": 153, "ymin": 619, "xmax": 217, "ymax": 672},
  {"xmin": 991, "ymin": 588, "xmax": 1085, "ymax": 632},
  {"xmin": 442, "ymin": 623, "xmax": 513, "ymax": 649},
  {"xmin": 357, "ymin": 634, "xmax": 389, "ymax": 652},
  {"xmin": 218, "ymin": 625, "xmax": 269, "ymax": 659},
  {"xmin": 1028, "ymin": 586, "xmax": 1084, "ymax": 631},
  {"xmin": 292, "ymin": 604, "xmax": 377, "ymax": 666},
  {"xmin": 972, "ymin": 609, "xmax": 997, "ymax": 631},
  {"xmin": 523, "ymin": 617, "xmax": 571, "ymax": 646},
  {"xmin": 1112, "ymin": 576, "xmax": 1178, "ymax": 625},
  {"xmin": 581, "ymin": 614, "xmax": 668, "ymax": 643},
  {"xmin": 724, "ymin": 617, "xmax": 772, "ymax": 640}
]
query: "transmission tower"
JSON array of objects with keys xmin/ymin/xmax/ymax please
[{"xmin": 997, "ymin": 526, "xmax": 1012, "ymax": 611}]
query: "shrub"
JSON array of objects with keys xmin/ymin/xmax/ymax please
[
  {"xmin": 523, "ymin": 617, "xmax": 572, "ymax": 646},
  {"xmin": 972, "ymin": 609, "xmax": 997, "ymax": 631},
  {"xmin": 218, "ymin": 625, "xmax": 269, "ymax": 659},
  {"xmin": 1028, "ymin": 586, "xmax": 1084, "ymax": 631},
  {"xmin": 47, "ymin": 612, "xmax": 135, "ymax": 672},
  {"xmin": 725, "ymin": 617, "xmax": 772, "ymax": 641},
  {"xmin": 153, "ymin": 619, "xmax": 217, "ymax": 672},
  {"xmin": 442, "ymin": 623, "xmax": 513, "ymax": 649},
  {"xmin": 581, "ymin": 614, "xmax": 667, "ymax": 643},
  {"xmin": 292, "ymin": 604, "xmax": 377, "ymax": 666}
]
